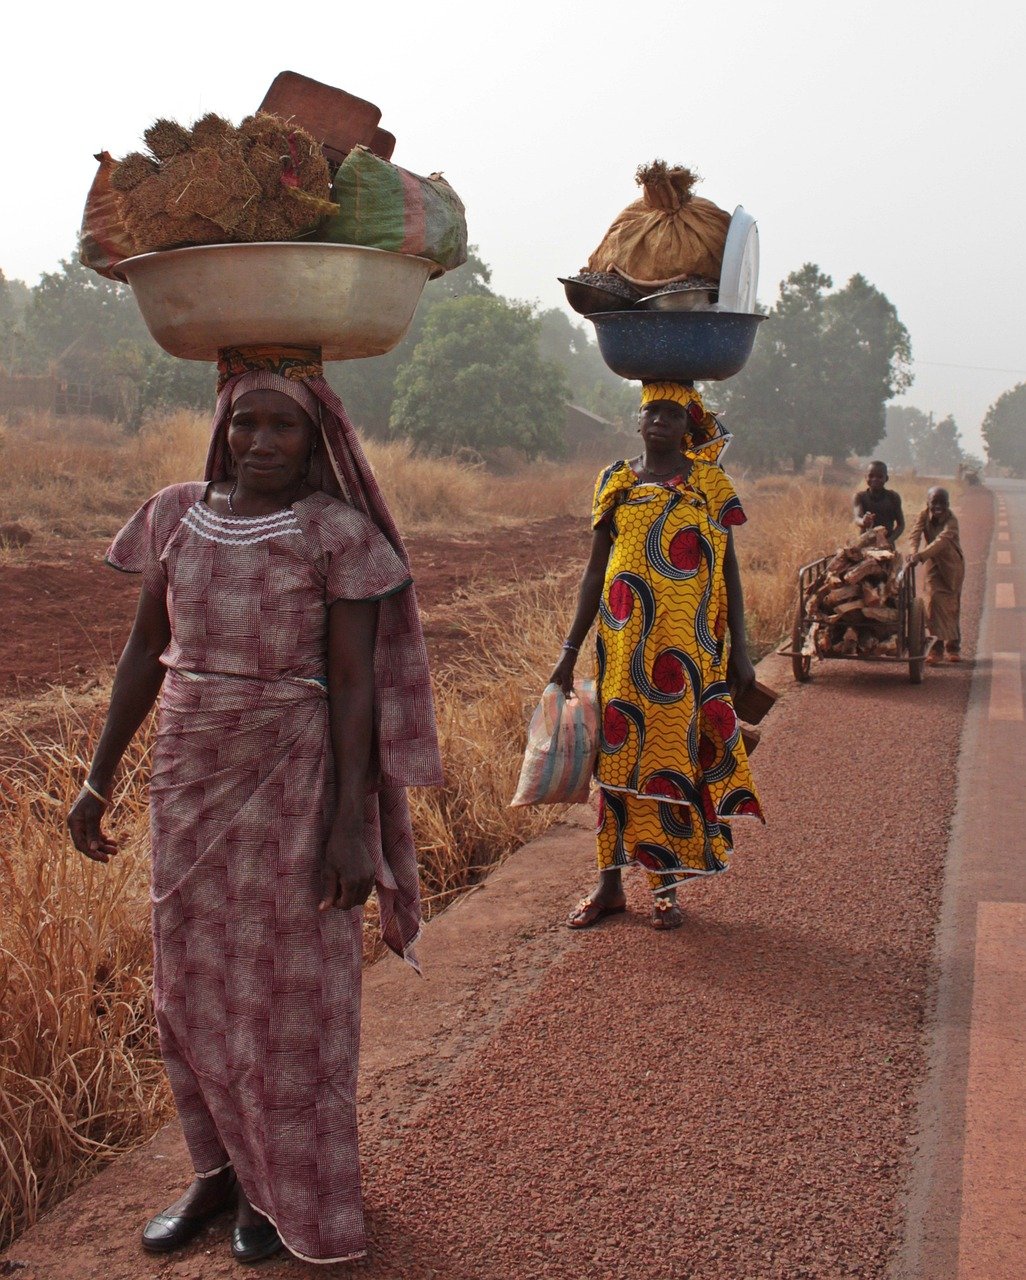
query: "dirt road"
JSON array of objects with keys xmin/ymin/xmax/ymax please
[{"xmin": 3, "ymin": 486, "xmax": 1002, "ymax": 1278}]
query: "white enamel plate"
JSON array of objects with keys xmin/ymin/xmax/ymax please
[{"xmin": 717, "ymin": 207, "xmax": 760, "ymax": 314}]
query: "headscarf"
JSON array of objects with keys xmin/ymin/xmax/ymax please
[
  {"xmin": 640, "ymin": 380, "xmax": 732, "ymax": 465},
  {"xmin": 206, "ymin": 347, "xmax": 443, "ymax": 967}
]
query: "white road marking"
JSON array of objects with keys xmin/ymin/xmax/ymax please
[
  {"xmin": 996, "ymin": 583, "xmax": 1016, "ymax": 609},
  {"xmin": 988, "ymin": 652, "xmax": 1024, "ymax": 722},
  {"xmin": 999, "ymin": 532, "xmax": 1011, "ymax": 543},
  {"xmin": 997, "ymin": 550, "xmax": 1012, "ymax": 566}
]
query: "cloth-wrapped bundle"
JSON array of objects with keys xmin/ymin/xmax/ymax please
[
  {"xmin": 587, "ymin": 161, "xmax": 731, "ymax": 289},
  {"xmin": 317, "ymin": 145, "xmax": 468, "ymax": 275},
  {"xmin": 79, "ymin": 151, "xmax": 139, "ymax": 280}
]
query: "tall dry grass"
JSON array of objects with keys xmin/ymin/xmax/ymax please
[
  {"xmin": 741, "ymin": 476, "xmax": 853, "ymax": 652},
  {"xmin": 0, "ymin": 703, "xmax": 166, "ymax": 1247},
  {"xmin": 0, "ymin": 412, "xmax": 209, "ymax": 539},
  {"xmin": 0, "ymin": 413, "xmax": 593, "ymax": 539}
]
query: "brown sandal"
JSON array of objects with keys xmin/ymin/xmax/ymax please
[
  {"xmin": 651, "ymin": 898, "xmax": 684, "ymax": 930},
  {"xmin": 566, "ymin": 897, "xmax": 627, "ymax": 929}
]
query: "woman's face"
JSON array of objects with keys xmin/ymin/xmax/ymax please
[
  {"xmin": 227, "ymin": 390, "xmax": 315, "ymax": 494},
  {"xmin": 639, "ymin": 400, "xmax": 690, "ymax": 451}
]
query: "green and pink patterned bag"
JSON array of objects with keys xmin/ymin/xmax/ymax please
[{"xmin": 317, "ymin": 146, "xmax": 467, "ymax": 275}]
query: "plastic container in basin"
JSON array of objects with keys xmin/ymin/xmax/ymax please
[
  {"xmin": 589, "ymin": 310, "xmax": 765, "ymax": 382},
  {"xmin": 112, "ymin": 241, "xmax": 436, "ymax": 362}
]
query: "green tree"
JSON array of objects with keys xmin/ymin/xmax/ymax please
[
  {"xmin": 22, "ymin": 255, "xmax": 149, "ymax": 366},
  {"xmin": 982, "ymin": 382, "xmax": 1026, "ymax": 475},
  {"xmin": 876, "ymin": 405, "xmax": 967, "ymax": 475},
  {"xmin": 389, "ymin": 295, "xmax": 569, "ymax": 459},
  {"xmin": 0, "ymin": 270, "xmax": 15, "ymax": 363},
  {"xmin": 913, "ymin": 413, "xmax": 963, "ymax": 475},
  {"xmin": 721, "ymin": 265, "xmax": 912, "ymax": 472},
  {"xmin": 141, "ymin": 350, "xmax": 217, "ymax": 417},
  {"xmin": 877, "ymin": 405, "xmax": 930, "ymax": 471},
  {"xmin": 718, "ymin": 265, "xmax": 829, "ymax": 471},
  {"xmin": 328, "ymin": 248, "xmax": 494, "ymax": 435},
  {"xmin": 815, "ymin": 273, "xmax": 912, "ymax": 460},
  {"xmin": 0, "ymin": 269, "xmax": 35, "ymax": 371},
  {"xmin": 0, "ymin": 269, "xmax": 30, "ymax": 329},
  {"xmin": 535, "ymin": 307, "xmax": 637, "ymax": 426}
]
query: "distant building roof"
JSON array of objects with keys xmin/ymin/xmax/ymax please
[{"xmin": 565, "ymin": 402, "xmax": 615, "ymax": 429}]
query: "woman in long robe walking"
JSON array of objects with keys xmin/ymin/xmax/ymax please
[{"xmin": 67, "ymin": 350, "xmax": 441, "ymax": 1265}]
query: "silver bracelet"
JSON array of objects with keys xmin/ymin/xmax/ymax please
[
  {"xmin": 82, "ymin": 780, "xmax": 109, "ymax": 807},
  {"xmin": 561, "ymin": 641, "xmax": 579, "ymax": 653}
]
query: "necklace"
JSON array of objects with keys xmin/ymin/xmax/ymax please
[{"xmin": 226, "ymin": 479, "xmax": 304, "ymax": 517}]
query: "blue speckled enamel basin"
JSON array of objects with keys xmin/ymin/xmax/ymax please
[{"xmin": 589, "ymin": 310, "xmax": 765, "ymax": 382}]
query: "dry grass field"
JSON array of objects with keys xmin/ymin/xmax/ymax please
[{"xmin": 0, "ymin": 411, "xmax": 939, "ymax": 1246}]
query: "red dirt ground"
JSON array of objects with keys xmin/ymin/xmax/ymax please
[{"xmin": 0, "ymin": 517, "xmax": 589, "ymax": 699}]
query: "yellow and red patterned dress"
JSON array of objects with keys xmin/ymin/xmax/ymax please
[{"xmin": 593, "ymin": 451, "xmax": 763, "ymax": 893}]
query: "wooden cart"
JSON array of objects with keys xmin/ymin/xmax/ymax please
[{"xmin": 778, "ymin": 556, "xmax": 928, "ymax": 685}]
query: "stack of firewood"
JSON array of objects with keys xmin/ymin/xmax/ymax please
[{"xmin": 801, "ymin": 527, "xmax": 902, "ymax": 658}]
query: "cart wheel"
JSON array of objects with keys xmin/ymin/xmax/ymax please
[
  {"xmin": 908, "ymin": 597, "xmax": 927, "ymax": 684},
  {"xmin": 791, "ymin": 596, "xmax": 812, "ymax": 683}
]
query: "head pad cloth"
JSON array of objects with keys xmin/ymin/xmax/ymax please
[
  {"xmin": 205, "ymin": 369, "xmax": 443, "ymax": 968},
  {"xmin": 217, "ymin": 344, "xmax": 324, "ymax": 391},
  {"xmin": 640, "ymin": 381, "xmax": 731, "ymax": 464}
]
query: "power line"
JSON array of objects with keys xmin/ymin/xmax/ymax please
[{"xmin": 915, "ymin": 360, "xmax": 1026, "ymax": 377}]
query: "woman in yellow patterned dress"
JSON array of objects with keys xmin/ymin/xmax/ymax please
[{"xmin": 550, "ymin": 383, "xmax": 763, "ymax": 929}]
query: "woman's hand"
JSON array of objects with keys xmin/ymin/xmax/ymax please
[
  {"xmin": 727, "ymin": 646, "xmax": 756, "ymax": 704},
  {"xmin": 548, "ymin": 650, "xmax": 577, "ymax": 698},
  {"xmin": 67, "ymin": 787, "xmax": 118, "ymax": 863},
  {"xmin": 318, "ymin": 820, "xmax": 376, "ymax": 912}
]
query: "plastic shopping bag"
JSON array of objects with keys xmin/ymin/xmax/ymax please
[{"xmin": 510, "ymin": 679, "xmax": 599, "ymax": 807}]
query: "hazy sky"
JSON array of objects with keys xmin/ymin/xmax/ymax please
[{"xmin": 5, "ymin": 0, "xmax": 1024, "ymax": 453}]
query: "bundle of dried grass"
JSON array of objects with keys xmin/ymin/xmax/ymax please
[{"xmin": 107, "ymin": 112, "xmax": 337, "ymax": 255}]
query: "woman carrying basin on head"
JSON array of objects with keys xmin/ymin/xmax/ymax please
[
  {"xmin": 550, "ymin": 382, "xmax": 763, "ymax": 931},
  {"xmin": 67, "ymin": 346, "xmax": 441, "ymax": 1266}
]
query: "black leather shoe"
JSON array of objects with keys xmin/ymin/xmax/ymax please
[
  {"xmin": 231, "ymin": 1220, "xmax": 284, "ymax": 1264},
  {"xmin": 141, "ymin": 1173, "xmax": 237, "ymax": 1254}
]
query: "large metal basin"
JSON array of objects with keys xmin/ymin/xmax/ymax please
[
  {"xmin": 589, "ymin": 310, "xmax": 765, "ymax": 382},
  {"xmin": 113, "ymin": 242, "xmax": 436, "ymax": 362}
]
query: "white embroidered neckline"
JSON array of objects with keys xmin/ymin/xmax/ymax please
[{"xmin": 182, "ymin": 501, "xmax": 302, "ymax": 546}]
